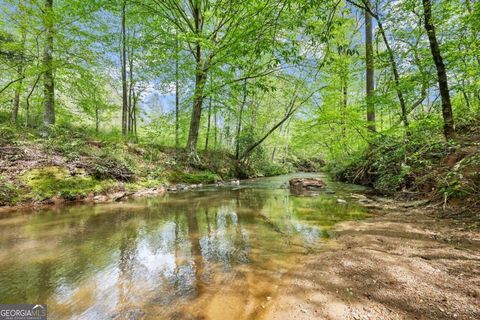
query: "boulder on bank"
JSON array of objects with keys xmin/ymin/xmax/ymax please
[{"xmin": 289, "ymin": 178, "xmax": 326, "ymax": 191}]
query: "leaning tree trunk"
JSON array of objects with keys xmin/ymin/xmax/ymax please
[
  {"xmin": 43, "ymin": 0, "xmax": 55, "ymax": 127},
  {"xmin": 422, "ymin": 0, "xmax": 455, "ymax": 139},
  {"xmin": 365, "ymin": 0, "xmax": 375, "ymax": 133}
]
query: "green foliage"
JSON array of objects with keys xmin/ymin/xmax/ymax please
[
  {"xmin": 148, "ymin": 166, "xmax": 165, "ymax": 181},
  {"xmin": 254, "ymin": 160, "xmax": 293, "ymax": 177},
  {"xmin": 43, "ymin": 125, "xmax": 91, "ymax": 161},
  {"xmin": 438, "ymin": 152, "xmax": 480, "ymax": 199},
  {"xmin": 333, "ymin": 117, "xmax": 457, "ymax": 194},
  {"xmin": 0, "ymin": 175, "xmax": 19, "ymax": 205},
  {"xmin": 288, "ymin": 155, "xmax": 325, "ymax": 172},
  {"xmin": 0, "ymin": 123, "xmax": 17, "ymax": 146}
]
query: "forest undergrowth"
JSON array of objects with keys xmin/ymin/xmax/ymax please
[{"xmin": 332, "ymin": 117, "xmax": 480, "ymax": 214}]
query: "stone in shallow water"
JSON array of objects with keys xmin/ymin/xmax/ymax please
[{"xmin": 289, "ymin": 178, "xmax": 326, "ymax": 190}]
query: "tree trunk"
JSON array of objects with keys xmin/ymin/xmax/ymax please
[
  {"xmin": 12, "ymin": 65, "xmax": 23, "ymax": 123},
  {"xmin": 132, "ymin": 88, "xmax": 138, "ymax": 139},
  {"xmin": 422, "ymin": 0, "xmax": 455, "ymax": 139},
  {"xmin": 365, "ymin": 0, "xmax": 375, "ymax": 133},
  {"xmin": 235, "ymin": 80, "xmax": 247, "ymax": 159},
  {"xmin": 376, "ymin": 20, "xmax": 409, "ymax": 129},
  {"xmin": 26, "ymin": 75, "xmax": 41, "ymax": 127},
  {"xmin": 127, "ymin": 29, "xmax": 135, "ymax": 135},
  {"xmin": 214, "ymin": 106, "xmax": 218, "ymax": 149},
  {"xmin": 12, "ymin": 33, "xmax": 26, "ymax": 123},
  {"xmin": 175, "ymin": 30, "xmax": 180, "ymax": 147},
  {"xmin": 186, "ymin": 2, "xmax": 206, "ymax": 157},
  {"xmin": 186, "ymin": 7, "xmax": 208, "ymax": 156},
  {"xmin": 342, "ymin": 80, "xmax": 347, "ymax": 140},
  {"xmin": 187, "ymin": 65, "xmax": 206, "ymax": 154},
  {"xmin": 205, "ymin": 96, "xmax": 212, "ymax": 150},
  {"xmin": 43, "ymin": 0, "xmax": 55, "ymax": 127},
  {"xmin": 121, "ymin": 0, "xmax": 128, "ymax": 137},
  {"xmin": 95, "ymin": 106, "xmax": 99, "ymax": 133}
]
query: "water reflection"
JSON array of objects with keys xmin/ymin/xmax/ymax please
[{"xmin": 0, "ymin": 176, "xmax": 365, "ymax": 320}]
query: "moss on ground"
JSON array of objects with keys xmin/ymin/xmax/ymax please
[{"xmin": 21, "ymin": 166, "xmax": 112, "ymax": 201}]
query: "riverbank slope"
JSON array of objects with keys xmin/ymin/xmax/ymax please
[
  {"xmin": 332, "ymin": 121, "xmax": 480, "ymax": 213},
  {"xmin": 0, "ymin": 125, "xmax": 323, "ymax": 210}
]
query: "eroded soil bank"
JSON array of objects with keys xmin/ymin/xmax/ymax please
[{"xmin": 262, "ymin": 203, "xmax": 480, "ymax": 320}]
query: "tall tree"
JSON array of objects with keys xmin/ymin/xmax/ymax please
[
  {"xmin": 422, "ymin": 0, "xmax": 455, "ymax": 139},
  {"xmin": 186, "ymin": 0, "xmax": 206, "ymax": 157},
  {"xmin": 175, "ymin": 29, "xmax": 180, "ymax": 147},
  {"xmin": 348, "ymin": 0, "xmax": 410, "ymax": 130},
  {"xmin": 364, "ymin": 0, "xmax": 375, "ymax": 133},
  {"xmin": 121, "ymin": 0, "xmax": 128, "ymax": 137},
  {"xmin": 43, "ymin": 0, "xmax": 55, "ymax": 126}
]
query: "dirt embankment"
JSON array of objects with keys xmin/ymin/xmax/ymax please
[{"xmin": 262, "ymin": 202, "xmax": 480, "ymax": 320}]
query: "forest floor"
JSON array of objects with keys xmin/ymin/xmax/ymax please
[{"xmin": 262, "ymin": 200, "xmax": 480, "ymax": 320}]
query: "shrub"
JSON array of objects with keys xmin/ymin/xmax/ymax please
[
  {"xmin": 0, "ymin": 124, "xmax": 17, "ymax": 146},
  {"xmin": 0, "ymin": 176, "xmax": 18, "ymax": 205}
]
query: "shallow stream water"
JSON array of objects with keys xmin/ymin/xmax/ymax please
[{"xmin": 0, "ymin": 173, "xmax": 367, "ymax": 319}]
